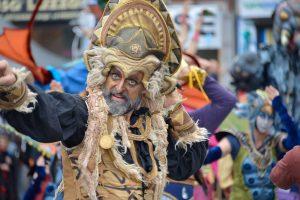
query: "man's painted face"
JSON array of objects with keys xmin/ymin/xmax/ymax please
[
  {"xmin": 255, "ymin": 112, "xmax": 274, "ymax": 135},
  {"xmin": 103, "ymin": 66, "xmax": 145, "ymax": 116}
]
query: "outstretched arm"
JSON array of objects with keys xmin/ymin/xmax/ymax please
[
  {"xmin": 189, "ymin": 76, "xmax": 237, "ymax": 133},
  {"xmin": 273, "ymin": 96, "xmax": 298, "ymax": 150},
  {"xmin": 203, "ymin": 134, "xmax": 239, "ymax": 164},
  {"xmin": 0, "ymin": 60, "xmax": 88, "ymax": 147},
  {"xmin": 2, "ymin": 86, "xmax": 88, "ymax": 147}
]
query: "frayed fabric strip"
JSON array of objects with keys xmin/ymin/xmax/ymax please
[
  {"xmin": 14, "ymin": 89, "xmax": 37, "ymax": 113},
  {"xmin": 175, "ymin": 127, "xmax": 208, "ymax": 151}
]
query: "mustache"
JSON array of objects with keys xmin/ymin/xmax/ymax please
[
  {"xmin": 103, "ymin": 88, "xmax": 130, "ymax": 103},
  {"xmin": 110, "ymin": 88, "xmax": 129, "ymax": 100},
  {"xmin": 102, "ymin": 87, "xmax": 142, "ymax": 116}
]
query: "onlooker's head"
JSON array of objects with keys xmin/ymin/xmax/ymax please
[{"xmin": 0, "ymin": 134, "xmax": 9, "ymax": 152}]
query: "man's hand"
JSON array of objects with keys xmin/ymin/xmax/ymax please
[
  {"xmin": 265, "ymin": 85, "xmax": 280, "ymax": 101},
  {"xmin": 164, "ymin": 89, "xmax": 182, "ymax": 109},
  {"xmin": 0, "ymin": 60, "xmax": 17, "ymax": 86}
]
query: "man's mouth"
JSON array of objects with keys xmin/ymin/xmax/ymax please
[{"xmin": 111, "ymin": 93, "xmax": 126, "ymax": 102}]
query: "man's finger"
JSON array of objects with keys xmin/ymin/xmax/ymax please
[
  {"xmin": 0, "ymin": 60, "xmax": 8, "ymax": 75},
  {"xmin": 0, "ymin": 60, "xmax": 8, "ymax": 67},
  {"xmin": 0, "ymin": 74, "xmax": 16, "ymax": 86}
]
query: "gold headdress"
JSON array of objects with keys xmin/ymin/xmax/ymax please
[{"xmin": 84, "ymin": 0, "xmax": 182, "ymax": 95}]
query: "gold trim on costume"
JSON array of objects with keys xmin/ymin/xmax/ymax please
[
  {"xmin": 129, "ymin": 115, "xmax": 152, "ymax": 141},
  {"xmin": 100, "ymin": 1, "xmax": 169, "ymax": 55}
]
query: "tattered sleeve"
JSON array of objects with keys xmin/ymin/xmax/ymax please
[
  {"xmin": 167, "ymin": 132, "xmax": 208, "ymax": 180},
  {"xmin": 1, "ymin": 85, "xmax": 88, "ymax": 148}
]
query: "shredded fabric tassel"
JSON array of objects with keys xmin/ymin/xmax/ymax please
[
  {"xmin": 175, "ymin": 126, "xmax": 208, "ymax": 151},
  {"xmin": 117, "ymin": 116, "xmax": 131, "ymax": 149},
  {"xmin": 15, "ymin": 89, "xmax": 37, "ymax": 113}
]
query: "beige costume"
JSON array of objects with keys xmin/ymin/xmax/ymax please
[{"xmin": 0, "ymin": 0, "xmax": 208, "ymax": 199}]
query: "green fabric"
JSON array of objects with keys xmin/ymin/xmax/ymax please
[
  {"xmin": 230, "ymin": 134, "xmax": 277, "ymax": 200},
  {"xmin": 97, "ymin": 0, "xmax": 108, "ymax": 9},
  {"xmin": 220, "ymin": 111, "xmax": 249, "ymax": 133},
  {"xmin": 230, "ymin": 147, "xmax": 252, "ymax": 200}
]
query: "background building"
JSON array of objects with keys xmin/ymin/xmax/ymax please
[
  {"xmin": 168, "ymin": 0, "xmax": 235, "ymax": 84},
  {"xmin": 235, "ymin": 0, "xmax": 281, "ymax": 53},
  {"xmin": 0, "ymin": 0, "xmax": 85, "ymax": 67},
  {"xmin": 0, "ymin": 0, "xmax": 284, "ymax": 85}
]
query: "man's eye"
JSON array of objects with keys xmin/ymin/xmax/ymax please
[
  {"xmin": 111, "ymin": 73, "xmax": 120, "ymax": 80},
  {"xmin": 127, "ymin": 79, "xmax": 138, "ymax": 86}
]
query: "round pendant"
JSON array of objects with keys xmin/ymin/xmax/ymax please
[{"xmin": 99, "ymin": 135, "xmax": 114, "ymax": 149}]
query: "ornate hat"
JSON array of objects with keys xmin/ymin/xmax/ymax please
[
  {"xmin": 235, "ymin": 90, "xmax": 273, "ymax": 123},
  {"xmin": 84, "ymin": 0, "xmax": 182, "ymax": 89}
]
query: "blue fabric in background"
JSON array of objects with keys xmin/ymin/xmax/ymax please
[
  {"xmin": 34, "ymin": 59, "xmax": 88, "ymax": 94},
  {"xmin": 163, "ymin": 183, "xmax": 193, "ymax": 200},
  {"xmin": 272, "ymin": 96, "xmax": 300, "ymax": 150}
]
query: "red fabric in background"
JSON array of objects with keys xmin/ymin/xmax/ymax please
[
  {"xmin": 0, "ymin": 29, "xmax": 34, "ymax": 67},
  {"xmin": 0, "ymin": 0, "xmax": 52, "ymax": 84},
  {"xmin": 0, "ymin": 28, "xmax": 51, "ymax": 84},
  {"xmin": 89, "ymin": 4, "xmax": 103, "ymax": 20},
  {"xmin": 180, "ymin": 85, "xmax": 210, "ymax": 111}
]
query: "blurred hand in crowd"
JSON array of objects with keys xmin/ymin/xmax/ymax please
[
  {"xmin": 0, "ymin": 163, "xmax": 10, "ymax": 172},
  {"xmin": 265, "ymin": 85, "xmax": 280, "ymax": 101},
  {"xmin": 183, "ymin": 0, "xmax": 191, "ymax": 17},
  {"xmin": 49, "ymin": 80, "xmax": 63, "ymax": 92}
]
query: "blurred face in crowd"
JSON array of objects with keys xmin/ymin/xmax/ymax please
[
  {"xmin": 255, "ymin": 111, "xmax": 274, "ymax": 135},
  {"xmin": 0, "ymin": 136, "xmax": 8, "ymax": 152},
  {"xmin": 103, "ymin": 66, "xmax": 145, "ymax": 116}
]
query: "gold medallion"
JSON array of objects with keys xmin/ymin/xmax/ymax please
[{"xmin": 99, "ymin": 135, "xmax": 114, "ymax": 149}]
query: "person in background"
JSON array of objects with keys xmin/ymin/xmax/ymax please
[
  {"xmin": 23, "ymin": 156, "xmax": 48, "ymax": 200},
  {"xmin": 270, "ymin": 146, "xmax": 300, "ymax": 189},
  {"xmin": 203, "ymin": 86, "xmax": 299, "ymax": 200},
  {"xmin": 266, "ymin": 86, "xmax": 300, "ymax": 198},
  {"xmin": 0, "ymin": 134, "xmax": 17, "ymax": 200}
]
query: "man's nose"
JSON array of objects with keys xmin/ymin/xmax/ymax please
[{"xmin": 115, "ymin": 79, "xmax": 126, "ymax": 92}]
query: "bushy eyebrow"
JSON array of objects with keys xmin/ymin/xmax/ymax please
[
  {"xmin": 127, "ymin": 74, "xmax": 142, "ymax": 82},
  {"xmin": 110, "ymin": 67, "xmax": 122, "ymax": 76},
  {"xmin": 110, "ymin": 66, "xmax": 143, "ymax": 82}
]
